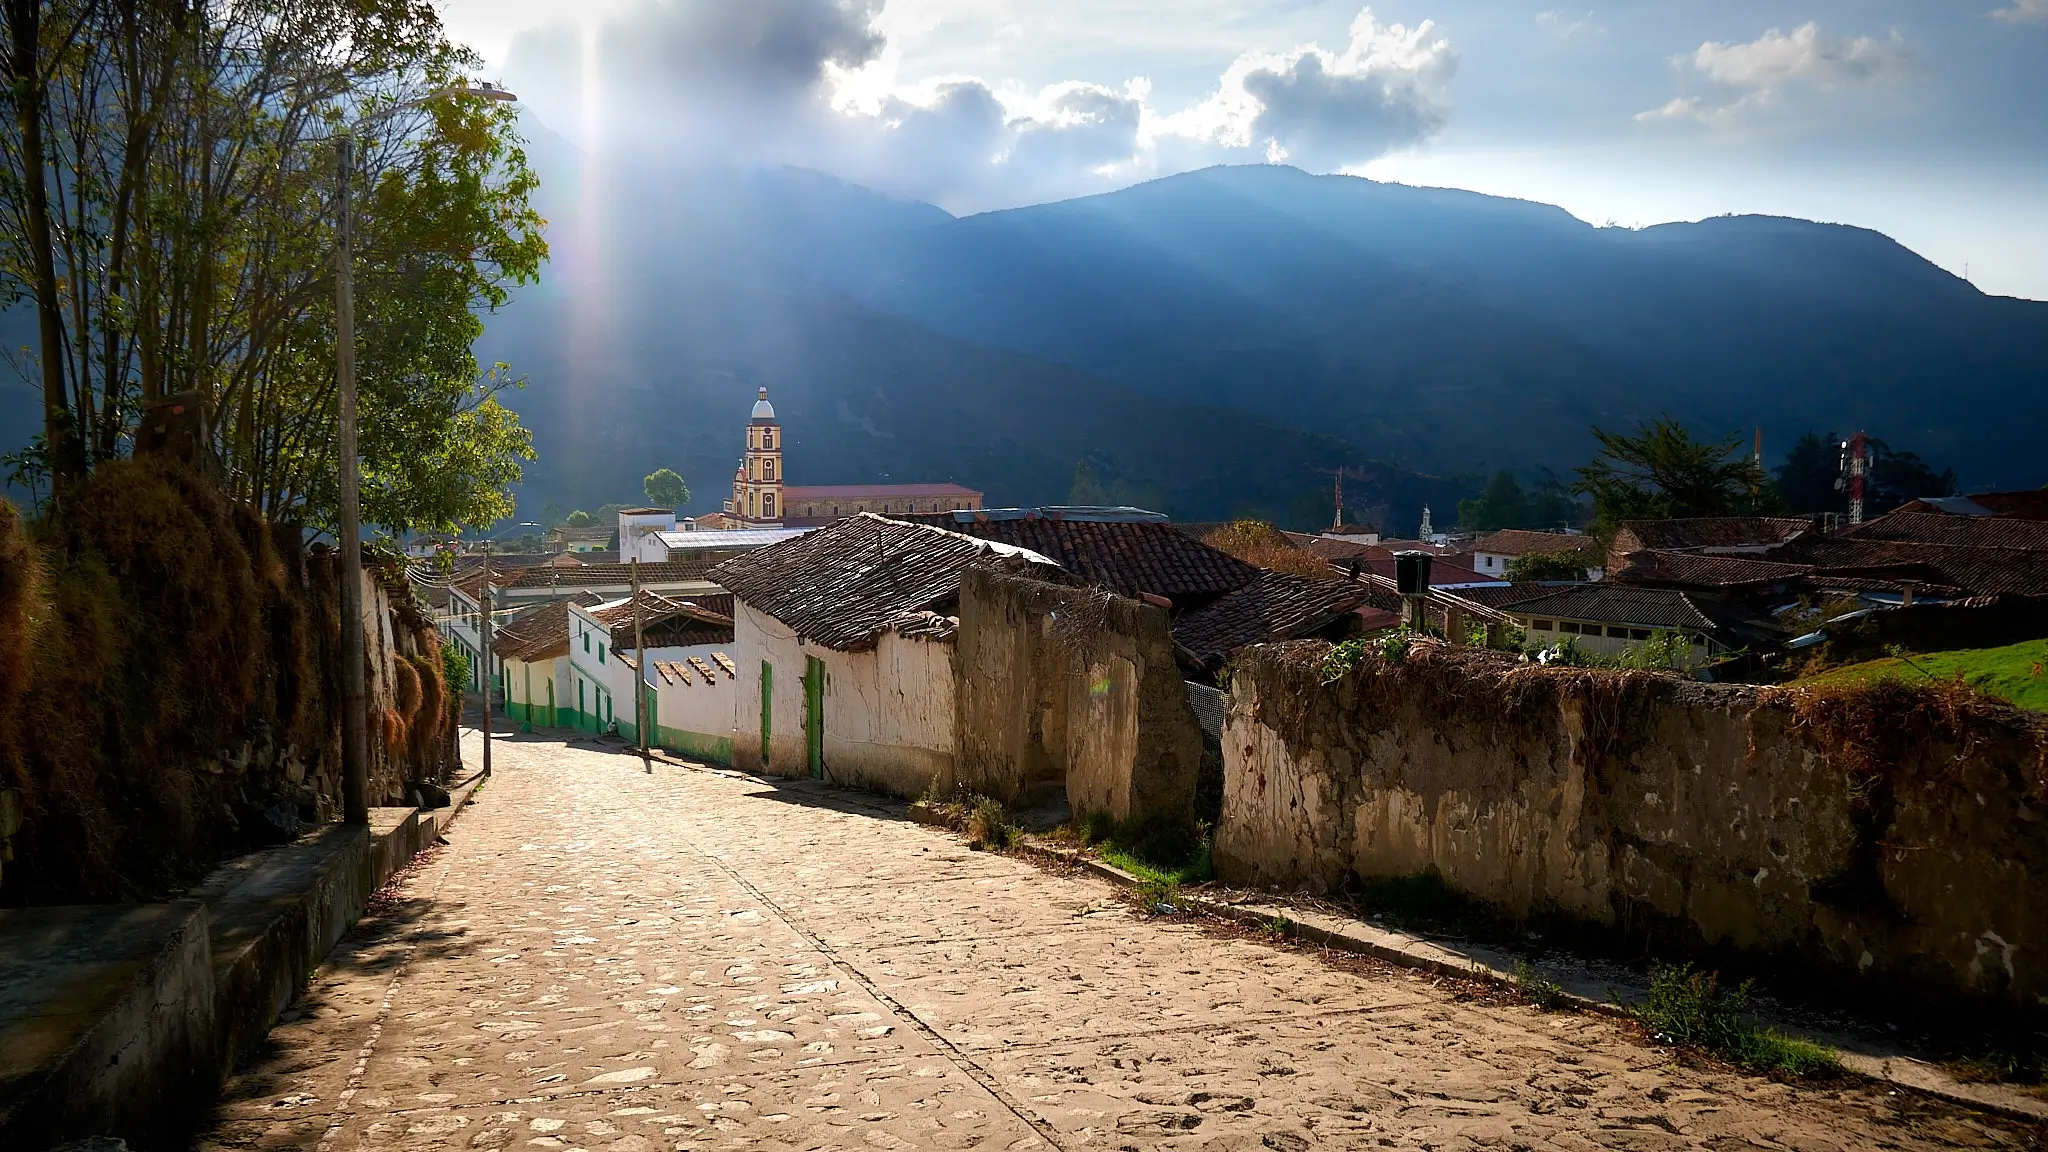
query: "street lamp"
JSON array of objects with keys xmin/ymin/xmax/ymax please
[{"xmin": 337, "ymin": 82, "xmax": 518, "ymax": 826}]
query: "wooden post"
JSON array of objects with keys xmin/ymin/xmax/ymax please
[
  {"xmin": 479, "ymin": 540, "xmax": 494, "ymax": 779},
  {"xmin": 632, "ymin": 559, "xmax": 651, "ymax": 773}
]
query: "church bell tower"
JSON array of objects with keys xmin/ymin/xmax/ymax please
[{"xmin": 725, "ymin": 387, "xmax": 783, "ymax": 526}]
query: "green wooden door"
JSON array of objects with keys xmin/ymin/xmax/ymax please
[
  {"xmin": 804, "ymin": 656, "xmax": 826, "ymax": 779},
  {"xmin": 759, "ymin": 661, "xmax": 773, "ymax": 769}
]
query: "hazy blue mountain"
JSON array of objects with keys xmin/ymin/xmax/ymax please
[{"xmin": 766, "ymin": 165, "xmax": 2048, "ymax": 487}]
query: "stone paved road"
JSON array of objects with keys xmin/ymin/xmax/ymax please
[{"xmin": 197, "ymin": 731, "xmax": 2038, "ymax": 1151}]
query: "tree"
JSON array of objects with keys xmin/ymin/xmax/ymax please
[
  {"xmin": 1868, "ymin": 444, "xmax": 1956, "ymax": 515},
  {"xmin": 1458, "ymin": 470, "xmax": 1529, "ymax": 532},
  {"xmin": 1505, "ymin": 550, "xmax": 1591, "ymax": 582},
  {"xmin": 1774, "ymin": 432, "xmax": 1842, "ymax": 515},
  {"xmin": 0, "ymin": 0, "xmax": 546, "ymax": 531},
  {"xmin": 1573, "ymin": 417, "xmax": 1769, "ymax": 538},
  {"xmin": 563, "ymin": 509, "xmax": 594, "ymax": 527},
  {"xmin": 1068, "ymin": 459, "xmax": 1106, "ymax": 506},
  {"xmin": 643, "ymin": 467, "xmax": 689, "ymax": 509},
  {"xmin": 1774, "ymin": 432, "xmax": 1957, "ymax": 517}
]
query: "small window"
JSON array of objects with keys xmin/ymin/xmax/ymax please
[
  {"xmin": 1630, "ymin": 629, "xmax": 1651, "ymax": 641},
  {"xmin": 599, "ymin": 644, "xmax": 607, "ymax": 664},
  {"xmin": 1532, "ymin": 619, "xmax": 1553, "ymax": 630},
  {"xmin": 583, "ymin": 631, "xmax": 590, "ymax": 653},
  {"xmin": 764, "ymin": 493, "xmax": 776, "ymax": 518},
  {"xmin": 1559, "ymin": 621, "xmax": 1581, "ymax": 634}
]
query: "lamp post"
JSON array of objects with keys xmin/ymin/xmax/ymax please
[{"xmin": 337, "ymin": 82, "xmax": 518, "ymax": 826}]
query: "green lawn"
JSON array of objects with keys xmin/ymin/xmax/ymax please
[{"xmin": 1799, "ymin": 638, "xmax": 2048, "ymax": 712}]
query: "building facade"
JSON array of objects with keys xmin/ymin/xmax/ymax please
[{"xmin": 722, "ymin": 387, "xmax": 983, "ymax": 526}]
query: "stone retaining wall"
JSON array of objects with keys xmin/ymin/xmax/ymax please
[{"xmin": 1219, "ymin": 641, "xmax": 2048, "ymax": 1013}]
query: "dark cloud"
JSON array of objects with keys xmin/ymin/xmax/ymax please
[{"xmin": 506, "ymin": 4, "xmax": 1449, "ymax": 210}]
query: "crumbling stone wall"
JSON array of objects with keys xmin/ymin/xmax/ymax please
[
  {"xmin": 1220, "ymin": 641, "xmax": 2048, "ymax": 1013},
  {"xmin": 955, "ymin": 569, "xmax": 1200, "ymax": 836},
  {"xmin": 0, "ymin": 461, "xmax": 455, "ymax": 904}
]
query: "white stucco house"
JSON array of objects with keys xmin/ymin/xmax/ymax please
[
  {"xmin": 1470, "ymin": 529, "xmax": 1602, "ymax": 581},
  {"xmin": 568, "ymin": 590, "xmax": 740, "ymax": 763},
  {"xmin": 707, "ymin": 513, "xmax": 1061, "ymax": 799}
]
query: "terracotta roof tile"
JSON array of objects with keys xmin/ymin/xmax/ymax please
[
  {"xmin": 1504, "ymin": 585, "xmax": 1719, "ymax": 631},
  {"xmin": 707, "ymin": 514, "xmax": 1059, "ymax": 651},
  {"xmin": 1615, "ymin": 517, "xmax": 1811, "ymax": 551},
  {"xmin": 1472, "ymin": 529, "xmax": 1595, "ymax": 557},
  {"xmin": 906, "ymin": 513, "xmax": 1258, "ymax": 602},
  {"xmin": 1612, "ymin": 550, "xmax": 1814, "ymax": 589},
  {"xmin": 1172, "ymin": 572, "xmax": 1384, "ymax": 666},
  {"xmin": 1835, "ymin": 512, "xmax": 2048, "ymax": 552},
  {"xmin": 503, "ymin": 559, "xmax": 717, "ymax": 589},
  {"xmin": 1768, "ymin": 536, "xmax": 2048, "ymax": 596}
]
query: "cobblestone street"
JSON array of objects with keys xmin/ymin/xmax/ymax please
[{"xmin": 196, "ymin": 730, "xmax": 2037, "ymax": 1151}]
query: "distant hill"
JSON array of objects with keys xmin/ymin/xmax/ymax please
[
  {"xmin": 769, "ymin": 164, "xmax": 2048, "ymax": 486},
  {"xmin": 7, "ymin": 149, "xmax": 2045, "ymax": 525}
]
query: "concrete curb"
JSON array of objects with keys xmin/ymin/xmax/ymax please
[
  {"xmin": 1005, "ymin": 840, "xmax": 2048, "ymax": 1127},
  {"xmin": 1, "ymin": 766, "xmax": 488, "ymax": 1151}
]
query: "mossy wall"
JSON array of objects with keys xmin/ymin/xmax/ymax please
[
  {"xmin": 0, "ymin": 461, "xmax": 456, "ymax": 904},
  {"xmin": 1221, "ymin": 641, "xmax": 2048, "ymax": 1014}
]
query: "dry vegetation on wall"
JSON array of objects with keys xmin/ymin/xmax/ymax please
[
  {"xmin": 1202, "ymin": 520, "xmax": 1333, "ymax": 579},
  {"xmin": 1281, "ymin": 638, "xmax": 1670, "ymax": 775},
  {"xmin": 0, "ymin": 460, "xmax": 454, "ymax": 904}
]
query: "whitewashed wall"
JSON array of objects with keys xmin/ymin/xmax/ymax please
[{"xmin": 728, "ymin": 601, "xmax": 956, "ymax": 796}]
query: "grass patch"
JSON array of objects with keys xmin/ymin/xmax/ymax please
[
  {"xmin": 1796, "ymin": 638, "xmax": 2048, "ymax": 713},
  {"xmin": 1630, "ymin": 963, "xmax": 1841, "ymax": 1080},
  {"xmin": 1133, "ymin": 876, "xmax": 1185, "ymax": 915},
  {"xmin": 1513, "ymin": 960, "xmax": 1568, "ymax": 1011},
  {"xmin": 1071, "ymin": 809, "xmax": 1214, "ymax": 886},
  {"xmin": 963, "ymin": 795, "xmax": 1014, "ymax": 851},
  {"xmin": 1258, "ymin": 914, "xmax": 1295, "ymax": 941}
]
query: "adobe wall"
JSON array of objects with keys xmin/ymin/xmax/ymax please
[
  {"xmin": 955, "ymin": 569, "xmax": 1200, "ymax": 835},
  {"xmin": 1219, "ymin": 641, "xmax": 2048, "ymax": 1013}
]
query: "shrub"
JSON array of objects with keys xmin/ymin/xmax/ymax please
[
  {"xmin": 964, "ymin": 795, "xmax": 1013, "ymax": 850},
  {"xmin": 1630, "ymin": 963, "xmax": 1839, "ymax": 1079}
]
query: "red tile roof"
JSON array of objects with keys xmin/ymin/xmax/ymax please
[
  {"xmin": 1611, "ymin": 550, "xmax": 1814, "ymax": 589},
  {"xmin": 905, "ymin": 514, "xmax": 1258, "ymax": 603},
  {"xmin": 1173, "ymin": 572, "xmax": 1388, "ymax": 666},
  {"xmin": 1614, "ymin": 517, "xmax": 1811, "ymax": 552},
  {"xmin": 502, "ymin": 559, "xmax": 717, "ymax": 589},
  {"xmin": 1768, "ymin": 537, "xmax": 2048, "ymax": 597},
  {"xmin": 783, "ymin": 483, "xmax": 982, "ymax": 499},
  {"xmin": 708, "ymin": 514, "xmax": 1060, "ymax": 651},
  {"xmin": 1472, "ymin": 530, "xmax": 1595, "ymax": 557},
  {"xmin": 1835, "ymin": 512, "xmax": 2048, "ymax": 552},
  {"xmin": 490, "ymin": 594, "xmax": 605, "ymax": 662}
]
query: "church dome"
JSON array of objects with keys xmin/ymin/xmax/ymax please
[{"xmin": 751, "ymin": 386, "xmax": 776, "ymax": 421}]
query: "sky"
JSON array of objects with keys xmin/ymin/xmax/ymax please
[{"xmin": 435, "ymin": 0, "xmax": 2048, "ymax": 299}]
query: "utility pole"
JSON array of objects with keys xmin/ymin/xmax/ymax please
[
  {"xmin": 479, "ymin": 539, "xmax": 495, "ymax": 780},
  {"xmin": 631, "ymin": 559, "xmax": 650, "ymax": 773},
  {"xmin": 335, "ymin": 131, "xmax": 369, "ymax": 826}
]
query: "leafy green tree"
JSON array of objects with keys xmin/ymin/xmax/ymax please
[
  {"xmin": 1505, "ymin": 550, "xmax": 1591, "ymax": 582},
  {"xmin": 0, "ymin": 0, "xmax": 545, "ymax": 531},
  {"xmin": 1458, "ymin": 470, "xmax": 1529, "ymax": 532},
  {"xmin": 1773, "ymin": 432, "xmax": 1842, "ymax": 515},
  {"xmin": 643, "ymin": 468, "xmax": 690, "ymax": 509},
  {"xmin": 596, "ymin": 503, "xmax": 629, "ymax": 519},
  {"xmin": 1868, "ymin": 444, "xmax": 1956, "ymax": 515},
  {"xmin": 1574, "ymin": 417, "xmax": 1769, "ymax": 538},
  {"xmin": 564, "ymin": 509, "xmax": 595, "ymax": 527}
]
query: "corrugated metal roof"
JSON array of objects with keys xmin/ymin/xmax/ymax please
[{"xmin": 654, "ymin": 527, "xmax": 815, "ymax": 550}]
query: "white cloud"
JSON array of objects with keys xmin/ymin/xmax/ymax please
[
  {"xmin": 1640, "ymin": 22, "xmax": 1909, "ymax": 124},
  {"xmin": 1153, "ymin": 9, "xmax": 1453, "ymax": 170},
  {"xmin": 1989, "ymin": 0, "xmax": 2048, "ymax": 21},
  {"xmin": 506, "ymin": 2, "xmax": 1453, "ymax": 211}
]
